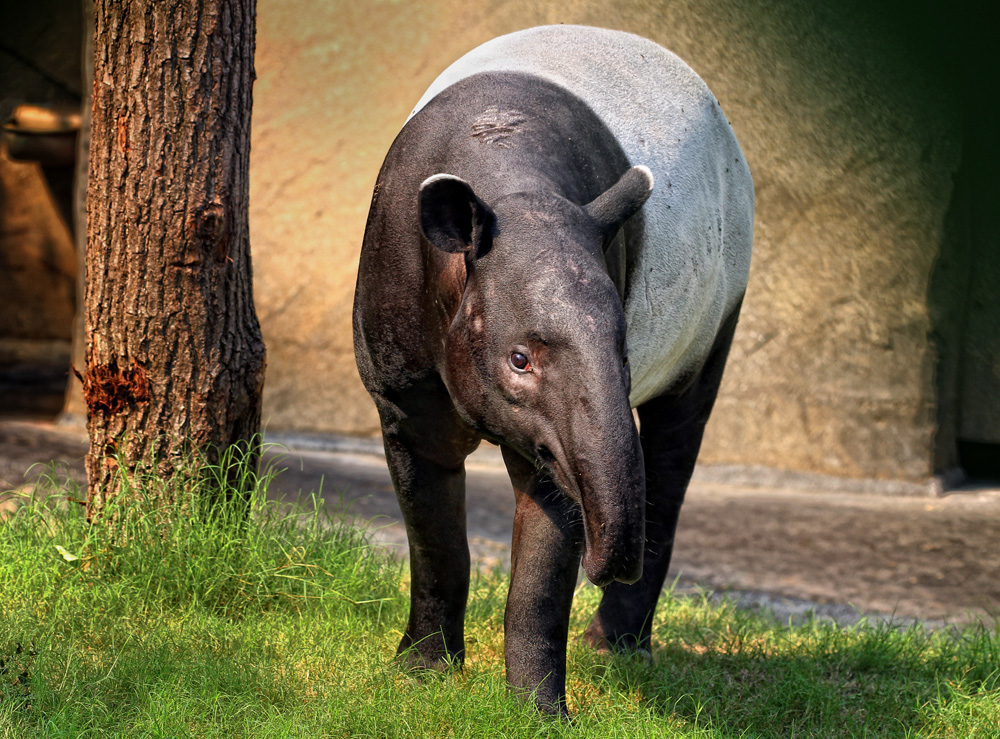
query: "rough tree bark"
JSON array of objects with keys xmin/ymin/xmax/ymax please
[{"xmin": 80, "ymin": 0, "xmax": 266, "ymax": 518}]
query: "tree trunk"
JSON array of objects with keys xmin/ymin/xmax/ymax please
[{"xmin": 81, "ymin": 0, "xmax": 266, "ymax": 518}]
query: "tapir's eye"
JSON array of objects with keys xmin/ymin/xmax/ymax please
[{"xmin": 509, "ymin": 351, "xmax": 533, "ymax": 373}]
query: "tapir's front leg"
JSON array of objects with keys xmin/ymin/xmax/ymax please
[
  {"xmin": 387, "ymin": 435, "xmax": 469, "ymax": 665},
  {"xmin": 501, "ymin": 446, "xmax": 584, "ymax": 716},
  {"xmin": 377, "ymin": 385, "xmax": 480, "ymax": 668}
]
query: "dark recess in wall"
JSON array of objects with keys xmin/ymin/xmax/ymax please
[{"xmin": 922, "ymin": 0, "xmax": 999, "ymax": 482}]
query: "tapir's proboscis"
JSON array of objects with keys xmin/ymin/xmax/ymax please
[{"xmin": 353, "ymin": 25, "xmax": 753, "ymax": 715}]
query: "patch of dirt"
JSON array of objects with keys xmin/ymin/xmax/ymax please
[
  {"xmin": 672, "ymin": 484, "xmax": 1000, "ymax": 624},
  {"xmin": 0, "ymin": 419, "xmax": 87, "ymax": 492}
]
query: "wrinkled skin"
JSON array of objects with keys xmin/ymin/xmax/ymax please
[
  {"xmin": 353, "ymin": 70, "xmax": 744, "ymax": 715},
  {"xmin": 439, "ymin": 189, "xmax": 647, "ymax": 589}
]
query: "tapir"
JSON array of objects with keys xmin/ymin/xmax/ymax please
[{"xmin": 353, "ymin": 25, "xmax": 753, "ymax": 714}]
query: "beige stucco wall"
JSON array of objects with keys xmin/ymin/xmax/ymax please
[{"xmin": 249, "ymin": 0, "xmax": 962, "ymax": 483}]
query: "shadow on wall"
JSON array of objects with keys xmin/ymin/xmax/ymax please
[
  {"xmin": 928, "ymin": 120, "xmax": 1000, "ymax": 482},
  {"xmin": 922, "ymin": 0, "xmax": 1000, "ymax": 482}
]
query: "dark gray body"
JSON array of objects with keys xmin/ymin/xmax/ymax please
[{"xmin": 353, "ymin": 26, "xmax": 752, "ymax": 714}]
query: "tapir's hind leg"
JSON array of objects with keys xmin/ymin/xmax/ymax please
[
  {"xmin": 375, "ymin": 380, "xmax": 480, "ymax": 668},
  {"xmin": 584, "ymin": 304, "xmax": 742, "ymax": 652}
]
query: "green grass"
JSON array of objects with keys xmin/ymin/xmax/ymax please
[{"xmin": 2, "ymin": 451, "xmax": 999, "ymax": 738}]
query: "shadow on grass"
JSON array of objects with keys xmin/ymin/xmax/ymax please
[{"xmin": 574, "ymin": 597, "xmax": 1000, "ymax": 737}]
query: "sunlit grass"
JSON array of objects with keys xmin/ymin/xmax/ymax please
[{"xmin": 1, "ymin": 449, "xmax": 998, "ymax": 737}]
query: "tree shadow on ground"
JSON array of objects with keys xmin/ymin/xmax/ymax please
[{"xmin": 575, "ymin": 602, "xmax": 1000, "ymax": 737}]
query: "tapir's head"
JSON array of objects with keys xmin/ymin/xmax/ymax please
[{"xmin": 418, "ymin": 166, "xmax": 654, "ymax": 587}]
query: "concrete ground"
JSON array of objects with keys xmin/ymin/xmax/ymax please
[{"xmin": 3, "ymin": 417, "xmax": 999, "ymax": 628}]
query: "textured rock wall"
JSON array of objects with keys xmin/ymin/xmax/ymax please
[
  {"xmin": 249, "ymin": 0, "xmax": 965, "ymax": 481},
  {"xmin": 0, "ymin": 150, "xmax": 76, "ymax": 344}
]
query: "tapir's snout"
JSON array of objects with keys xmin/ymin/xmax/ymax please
[
  {"xmin": 582, "ymin": 527, "xmax": 644, "ymax": 587},
  {"xmin": 558, "ymin": 408, "xmax": 646, "ymax": 588},
  {"xmin": 579, "ymin": 475, "xmax": 646, "ymax": 587},
  {"xmin": 538, "ymin": 421, "xmax": 645, "ymax": 587}
]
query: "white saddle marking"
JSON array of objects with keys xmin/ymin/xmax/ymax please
[{"xmin": 411, "ymin": 25, "xmax": 753, "ymax": 406}]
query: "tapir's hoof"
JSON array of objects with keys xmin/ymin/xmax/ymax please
[
  {"xmin": 582, "ymin": 626, "xmax": 653, "ymax": 659},
  {"xmin": 396, "ymin": 641, "xmax": 464, "ymax": 673},
  {"xmin": 509, "ymin": 685, "xmax": 571, "ymax": 720}
]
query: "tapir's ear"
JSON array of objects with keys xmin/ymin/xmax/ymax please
[
  {"xmin": 583, "ymin": 165, "xmax": 654, "ymax": 239},
  {"xmin": 419, "ymin": 174, "xmax": 495, "ymax": 259}
]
